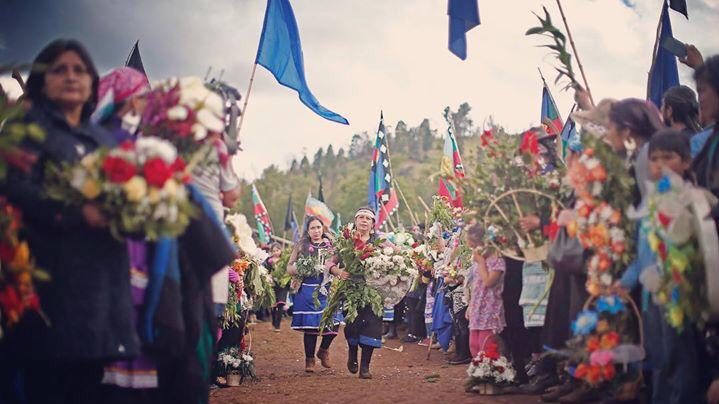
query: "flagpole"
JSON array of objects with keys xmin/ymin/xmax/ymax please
[
  {"xmin": 237, "ymin": 63, "xmax": 258, "ymax": 138},
  {"xmin": 381, "ymin": 203, "xmax": 397, "ymax": 232},
  {"xmin": 394, "ymin": 179, "xmax": 419, "ymax": 227},
  {"xmin": 646, "ymin": 4, "xmax": 665, "ymax": 100},
  {"xmin": 555, "ymin": 0, "xmax": 594, "ymax": 105},
  {"xmin": 538, "ymin": 68, "xmax": 565, "ymax": 126}
]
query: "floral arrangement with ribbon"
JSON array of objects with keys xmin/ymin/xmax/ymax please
[
  {"xmin": 565, "ymin": 136, "xmax": 636, "ymax": 295},
  {"xmin": 642, "ymin": 171, "xmax": 718, "ymax": 330},
  {"xmin": 45, "ymin": 137, "xmax": 196, "ymax": 240},
  {"xmin": 464, "ymin": 128, "xmax": 566, "ymax": 259},
  {"xmin": 141, "ymin": 77, "xmax": 229, "ymax": 167}
]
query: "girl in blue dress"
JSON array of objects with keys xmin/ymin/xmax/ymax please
[{"xmin": 288, "ymin": 216, "xmax": 346, "ymax": 372}]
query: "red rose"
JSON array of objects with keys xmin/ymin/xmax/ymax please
[
  {"xmin": 143, "ymin": 157, "xmax": 173, "ymax": 188},
  {"xmin": 119, "ymin": 140, "xmax": 135, "ymax": 151},
  {"xmin": 170, "ymin": 157, "xmax": 186, "ymax": 173},
  {"xmin": 102, "ymin": 156, "xmax": 136, "ymax": 183},
  {"xmin": 519, "ymin": 130, "xmax": 539, "ymax": 155}
]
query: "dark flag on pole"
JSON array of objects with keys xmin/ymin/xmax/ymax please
[
  {"xmin": 448, "ymin": 0, "xmax": 480, "ymax": 60},
  {"xmin": 669, "ymin": 0, "xmax": 688, "ymax": 18},
  {"xmin": 284, "ymin": 195, "xmax": 294, "ymax": 231},
  {"xmin": 647, "ymin": 2, "xmax": 679, "ymax": 108},
  {"xmin": 125, "ymin": 40, "xmax": 148, "ymax": 77},
  {"xmin": 317, "ymin": 174, "xmax": 325, "ymax": 203}
]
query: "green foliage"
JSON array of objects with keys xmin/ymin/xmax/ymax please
[
  {"xmin": 0, "ymin": 92, "xmax": 46, "ymax": 181},
  {"xmin": 525, "ymin": 6, "xmax": 579, "ymax": 90},
  {"xmin": 271, "ymin": 248, "xmax": 292, "ymax": 288}
]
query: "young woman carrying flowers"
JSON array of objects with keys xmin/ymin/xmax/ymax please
[{"xmin": 287, "ymin": 216, "xmax": 344, "ymax": 373}]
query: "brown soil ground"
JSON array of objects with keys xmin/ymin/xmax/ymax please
[{"xmin": 210, "ymin": 320, "xmax": 536, "ymax": 404}]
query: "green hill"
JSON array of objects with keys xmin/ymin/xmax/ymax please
[{"xmin": 232, "ymin": 103, "xmax": 486, "ymax": 235}]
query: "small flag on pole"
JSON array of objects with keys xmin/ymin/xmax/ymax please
[
  {"xmin": 317, "ymin": 174, "xmax": 326, "ymax": 203},
  {"xmin": 255, "ymin": 0, "xmax": 348, "ymax": 124},
  {"xmin": 368, "ymin": 112, "xmax": 399, "ymax": 229},
  {"xmin": 648, "ymin": 2, "xmax": 680, "ymax": 108},
  {"xmin": 541, "ymin": 85, "xmax": 564, "ymax": 136},
  {"xmin": 438, "ymin": 108, "xmax": 465, "ymax": 208},
  {"xmin": 283, "ymin": 195, "xmax": 294, "ymax": 231},
  {"xmin": 252, "ymin": 184, "xmax": 274, "ymax": 244},
  {"xmin": 448, "ymin": 0, "xmax": 480, "ymax": 60},
  {"xmin": 125, "ymin": 40, "xmax": 148, "ymax": 78},
  {"xmin": 669, "ymin": 0, "xmax": 688, "ymax": 18}
]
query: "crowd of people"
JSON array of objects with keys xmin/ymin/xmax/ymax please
[{"xmin": 1, "ymin": 34, "xmax": 718, "ymax": 404}]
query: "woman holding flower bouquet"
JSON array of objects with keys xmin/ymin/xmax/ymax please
[
  {"xmin": 288, "ymin": 216, "xmax": 344, "ymax": 373},
  {"xmin": 1, "ymin": 39, "xmax": 138, "ymax": 404}
]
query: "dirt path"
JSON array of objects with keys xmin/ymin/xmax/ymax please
[{"xmin": 210, "ymin": 321, "xmax": 534, "ymax": 404}]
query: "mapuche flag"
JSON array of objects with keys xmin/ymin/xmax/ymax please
[
  {"xmin": 305, "ymin": 192, "xmax": 334, "ymax": 228},
  {"xmin": 541, "ymin": 85, "xmax": 563, "ymax": 136},
  {"xmin": 252, "ymin": 184, "xmax": 273, "ymax": 244},
  {"xmin": 438, "ymin": 108, "xmax": 465, "ymax": 208},
  {"xmin": 368, "ymin": 112, "xmax": 399, "ymax": 229}
]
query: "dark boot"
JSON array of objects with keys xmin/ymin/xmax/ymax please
[
  {"xmin": 384, "ymin": 323, "xmax": 398, "ymax": 339},
  {"xmin": 347, "ymin": 345, "xmax": 358, "ymax": 374},
  {"xmin": 305, "ymin": 358, "xmax": 315, "ymax": 373},
  {"xmin": 515, "ymin": 372, "xmax": 560, "ymax": 395},
  {"xmin": 317, "ymin": 348, "xmax": 331, "ymax": 368},
  {"xmin": 359, "ymin": 346, "xmax": 374, "ymax": 379}
]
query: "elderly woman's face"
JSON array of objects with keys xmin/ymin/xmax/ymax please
[
  {"xmin": 44, "ymin": 50, "xmax": 92, "ymax": 108},
  {"xmin": 355, "ymin": 213, "xmax": 373, "ymax": 233}
]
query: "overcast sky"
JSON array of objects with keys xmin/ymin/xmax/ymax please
[{"xmin": 1, "ymin": 0, "xmax": 717, "ymax": 180}]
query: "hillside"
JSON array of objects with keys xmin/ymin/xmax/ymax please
[{"xmin": 231, "ymin": 104, "xmax": 486, "ymax": 234}]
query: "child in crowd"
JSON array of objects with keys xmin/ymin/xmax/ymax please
[
  {"xmin": 465, "ymin": 223, "xmax": 506, "ymax": 358},
  {"xmin": 618, "ymin": 129, "xmax": 701, "ymax": 404}
]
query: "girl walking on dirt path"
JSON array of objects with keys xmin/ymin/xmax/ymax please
[{"xmin": 287, "ymin": 216, "xmax": 345, "ymax": 373}]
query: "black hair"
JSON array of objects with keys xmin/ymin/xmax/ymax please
[
  {"xmin": 648, "ymin": 129, "xmax": 691, "ymax": 161},
  {"xmin": 298, "ymin": 215, "xmax": 330, "ymax": 254},
  {"xmin": 694, "ymin": 55, "xmax": 719, "ymax": 100},
  {"xmin": 609, "ymin": 98, "xmax": 663, "ymax": 142},
  {"xmin": 663, "ymin": 85, "xmax": 702, "ymax": 132},
  {"xmin": 25, "ymin": 39, "xmax": 99, "ymax": 118}
]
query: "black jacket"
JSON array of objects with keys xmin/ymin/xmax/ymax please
[{"xmin": 2, "ymin": 101, "xmax": 139, "ymax": 361}]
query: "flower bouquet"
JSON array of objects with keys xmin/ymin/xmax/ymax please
[
  {"xmin": 364, "ymin": 245, "xmax": 418, "ymax": 307},
  {"xmin": 565, "ymin": 293, "xmax": 643, "ymax": 398},
  {"xmin": 565, "ymin": 137, "xmax": 636, "ymax": 295},
  {"xmin": 0, "ymin": 92, "xmax": 45, "ymax": 181},
  {"xmin": 642, "ymin": 171, "xmax": 719, "ymax": 330},
  {"xmin": 270, "ymin": 248, "xmax": 292, "ymax": 289},
  {"xmin": 0, "ymin": 199, "xmax": 49, "ymax": 334},
  {"xmin": 141, "ymin": 77, "xmax": 228, "ymax": 167},
  {"xmin": 217, "ymin": 347, "xmax": 258, "ymax": 385},
  {"xmin": 463, "ymin": 128, "xmax": 566, "ymax": 261},
  {"xmin": 320, "ymin": 225, "xmax": 384, "ymax": 328},
  {"xmin": 465, "ymin": 340, "xmax": 516, "ymax": 395},
  {"xmin": 45, "ymin": 137, "xmax": 196, "ymax": 240}
]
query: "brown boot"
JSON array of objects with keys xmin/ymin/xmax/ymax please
[
  {"xmin": 317, "ymin": 348, "xmax": 332, "ymax": 368},
  {"xmin": 305, "ymin": 358, "xmax": 315, "ymax": 373}
]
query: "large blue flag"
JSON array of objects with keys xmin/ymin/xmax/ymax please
[
  {"xmin": 648, "ymin": 2, "xmax": 679, "ymax": 108},
  {"xmin": 256, "ymin": 0, "xmax": 348, "ymax": 125},
  {"xmin": 368, "ymin": 112, "xmax": 398, "ymax": 229},
  {"xmin": 448, "ymin": 0, "xmax": 480, "ymax": 60}
]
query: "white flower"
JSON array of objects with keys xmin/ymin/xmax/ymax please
[
  {"xmin": 192, "ymin": 123, "xmax": 208, "ymax": 141},
  {"xmin": 167, "ymin": 105, "xmax": 188, "ymax": 121},
  {"xmin": 69, "ymin": 167, "xmax": 88, "ymax": 191},
  {"xmin": 197, "ymin": 108, "xmax": 225, "ymax": 134},
  {"xmin": 382, "ymin": 247, "xmax": 394, "ymax": 256},
  {"xmin": 135, "ymin": 136, "xmax": 177, "ymax": 164}
]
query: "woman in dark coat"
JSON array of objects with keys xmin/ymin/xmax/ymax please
[{"xmin": 0, "ymin": 39, "xmax": 139, "ymax": 404}]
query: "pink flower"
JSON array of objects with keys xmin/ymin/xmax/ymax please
[{"xmin": 589, "ymin": 350, "xmax": 614, "ymax": 367}]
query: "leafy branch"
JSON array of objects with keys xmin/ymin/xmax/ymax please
[{"xmin": 525, "ymin": 6, "xmax": 579, "ymax": 90}]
